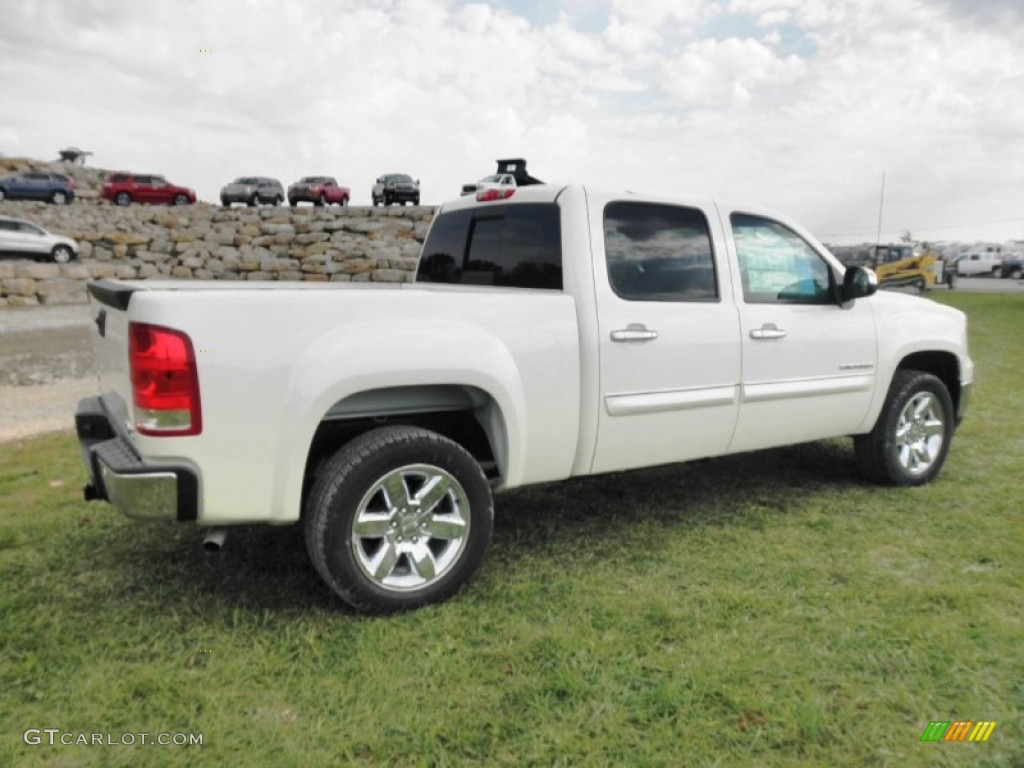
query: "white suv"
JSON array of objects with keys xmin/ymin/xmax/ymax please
[{"xmin": 0, "ymin": 216, "xmax": 78, "ymax": 263}]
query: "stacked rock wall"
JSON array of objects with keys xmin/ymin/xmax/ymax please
[{"xmin": 0, "ymin": 201, "xmax": 435, "ymax": 307}]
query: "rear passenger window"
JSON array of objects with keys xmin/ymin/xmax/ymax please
[
  {"xmin": 604, "ymin": 202, "xmax": 718, "ymax": 302},
  {"xmin": 417, "ymin": 203, "xmax": 562, "ymax": 289}
]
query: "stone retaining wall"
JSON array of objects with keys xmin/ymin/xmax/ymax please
[{"xmin": 0, "ymin": 200, "xmax": 435, "ymax": 307}]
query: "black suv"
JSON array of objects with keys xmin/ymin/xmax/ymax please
[
  {"xmin": 372, "ymin": 174, "xmax": 420, "ymax": 206},
  {"xmin": 0, "ymin": 171, "xmax": 76, "ymax": 204}
]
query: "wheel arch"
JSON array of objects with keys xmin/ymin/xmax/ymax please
[
  {"xmin": 896, "ymin": 350, "xmax": 961, "ymax": 415},
  {"xmin": 300, "ymin": 384, "xmax": 509, "ymax": 513}
]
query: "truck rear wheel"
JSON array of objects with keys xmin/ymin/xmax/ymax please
[
  {"xmin": 854, "ymin": 370, "xmax": 954, "ymax": 486},
  {"xmin": 304, "ymin": 426, "xmax": 493, "ymax": 613}
]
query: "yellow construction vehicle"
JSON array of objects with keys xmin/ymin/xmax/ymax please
[{"xmin": 869, "ymin": 244, "xmax": 954, "ymax": 293}]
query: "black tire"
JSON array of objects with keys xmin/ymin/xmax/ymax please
[
  {"xmin": 115, "ymin": 192, "xmax": 131, "ymax": 206},
  {"xmin": 305, "ymin": 426, "xmax": 493, "ymax": 614},
  {"xmin": 413, "ymin": 196, "xmax": 420, "ymax": 206},
  {"xmin": 382, "ymin": 194, "xmax": 390, "ymax": 207},
  {"xmin": 1010, "ymin": 267, "xmax": 1022, "ymax": 280},
  {"xmin": 945, "ymin": 272, "xmax": 956, "ymax": 289},
  {"xmin": 854, "ymin": 370, "xmax": 954, "ymax": 486},
  {"xmin": 172, "ymin": 194, "xmax": 189, "ymax": 206},
  {"xmin": 50, "ymin": 190, "xmax": 68, "ymax": 205},
  {"xmin": 221, "ymin": 199, "xmax": 230, "ymax": 208},
  {"xmin": 273, "ymin": 196, "xmax": 282, "ymax": 207},
  {"xmin": 340, "ymin": 197, "xmax": 348, "ymax": 207},
  {"xmin": 315, "ymin": 195, "xmax": 325, "ymax": 207},
  {"xmin": 50, "ymin": 245, "xmax": 73, "ymax": 264},
  {"xmin": 248, "ymin": 195, "xmax": 259, "ymax": 207},
  {"xmin": 289, "ymin": 199, "xmax": 297, "ymax": 208}
]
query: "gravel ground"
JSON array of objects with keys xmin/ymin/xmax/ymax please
[{"xmin": 0, "ymin": 303, "xmax": 96, "ymax": 443}]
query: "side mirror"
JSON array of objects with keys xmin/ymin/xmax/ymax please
[{"xmin": 839, "ymin": 266, "xmax": 878, "ymax": 304}]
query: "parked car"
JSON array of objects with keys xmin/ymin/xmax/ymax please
[
  {"xmin": 288, "ymin": 176, "xmax": 350, "ymax": 207},
  {"xmin": 220, "ymin": 177, "xmax": 284, "ymax": 207},
  {"xmin": 0, "ymin": 171, "xmax": 76, "ymax": 204},
  {"xmin": 460, "ymin": 173, "xmax": 516, "ymax": 198},
  {"xmin": 997, "ymin": 256, "xmax": 1023, "ymax": 279},
  {"xmin": 0, "ymin": 216, "xmax": 78, "ymax": 263},
  {"xmin": 372, "ymin": 174, "xmax": 420, "ymax": 206},
  {"xmin": 956, "ymin": 250, "xmax": 1002, "ymax": 276},
  {"xmin": 102, "ymin": 173, "xmax": 196, "ymax": 206}
]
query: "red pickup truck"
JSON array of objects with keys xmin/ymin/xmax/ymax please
[{"xmin": 287, "ymin": 176, "xmax": 350, "ymax": 207}]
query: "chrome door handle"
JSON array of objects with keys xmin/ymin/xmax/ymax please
[
  {"xmin": 750, "ymin": 323, "xmax": 787, "ymax": 340},
  {"xmin": 611, "ymin": 325, "xmax": 659, "ymax": 342}
]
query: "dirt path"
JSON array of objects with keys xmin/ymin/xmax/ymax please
[{"xmin": 0, "ymin": 304, "xmax": 95, "ymax": 443}]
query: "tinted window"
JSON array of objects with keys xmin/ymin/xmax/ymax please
[
  {"xmin": 0, "ymin": 221, "xmax": 17, "ymax": 231},
  {"xmin": 109, "ymin": 174, "xmax": 129, "ymax": 182},
  {"xmin": 730, "ymin": 213, "xmax": 832, "ymax": 304},
  {"xmin": 603, "ymin": 201, "xmax": 718, "ymax": 302},
  {"xmin": 417, "ymin": 203, "xmax": 562, "ymax": 290}
]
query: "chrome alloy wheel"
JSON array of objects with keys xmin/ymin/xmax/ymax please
[
  {"xmin": 350, "ymin": 464, "xmax": 470, "ymax": 591},
  {"xmin": 895, "ymin": 391, "xmax": 945, "ymax": 476}
]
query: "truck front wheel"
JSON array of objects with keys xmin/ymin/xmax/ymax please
[
  {"xmin": 304, "ymin": 426, "xmax": 493, "ymax": 614},
  {"xmin": 854, "ymin": 370, "xmax": 954, "ymax": 486}
]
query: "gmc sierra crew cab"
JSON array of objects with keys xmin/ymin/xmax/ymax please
[{"xmin": 75, "ymin": 184, "xmax": 973, "ymax": 613}]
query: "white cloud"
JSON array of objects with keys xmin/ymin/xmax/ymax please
[
  {"xmin": 0, "ymin": 0, "xmax": 1022, "ymax": 242},
  {"xmin": 662, "ymin": 37, "xmax": 806, "ymax": 107}
]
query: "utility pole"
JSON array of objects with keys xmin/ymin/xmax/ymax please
[{"xmin": 875, "ymin": 171, "xmax": 886, "ymax": 247}]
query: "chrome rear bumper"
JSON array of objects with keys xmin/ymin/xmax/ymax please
[{"xmin": 75, "ymin": 396, "xmax": 198, "ymax": 522}]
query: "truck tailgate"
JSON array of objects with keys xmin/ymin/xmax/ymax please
[{"xmin": 87, "ymin": 282, "xmax": 134, "ymax": 433}]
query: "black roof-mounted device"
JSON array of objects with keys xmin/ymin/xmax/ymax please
[{"xmin": 496, "ymin": 158, "xmax": 543, "ymax": 186}]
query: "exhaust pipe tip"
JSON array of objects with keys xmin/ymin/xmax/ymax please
[{"xmin": 201, "ymin": 527, "xmax": 228, "ymax": 555}]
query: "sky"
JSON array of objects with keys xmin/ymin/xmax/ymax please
[{"xmin": 2, "ymin": 0, "xmax": 1023, "ymax": 245}]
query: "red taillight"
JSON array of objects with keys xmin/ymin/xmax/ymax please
[
  {"xmin": 129, "ymin": 322, "xmax": 201, "ymax": 436},
  {"xmin": 476, "ymin": 188, "xmax": 515, "ymax": 202}
]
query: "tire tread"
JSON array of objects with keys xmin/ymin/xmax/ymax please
[
  {"xmin": 304, "ymin": 425, "xmax": 492, "ymax": 613},
  {"xmin": 854, "ymin": 369, "xmax": 953, "ymax": 486}
]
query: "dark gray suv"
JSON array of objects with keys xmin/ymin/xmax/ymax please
[
  {"xmin": 0, "ymin": 172, "xmax": 76, "ymax": 204},
  {"xmin": 372, "ymin": 174, "xmax": 420, "ymax": 206},
  {"xmin": 220, "ymin": 177, "xmax": 285, "ymax": 207}
]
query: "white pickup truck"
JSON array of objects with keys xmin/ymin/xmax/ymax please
[{"xmin": 76, "ymin": 185, "xmax": 973, "ymax": 613}]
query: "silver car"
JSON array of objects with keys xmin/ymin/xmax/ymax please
[
  {"xmin": 0, "ymin": 216, "xmax": 78, "ymax": 263},
  {"xmin": 220, "ymin": 176, "xmax": 285, "ymax": 207}
]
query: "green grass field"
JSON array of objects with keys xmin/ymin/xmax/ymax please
[{"xmin": 1, "ymin": 293, "xmax": 1021, "ymax": 767}]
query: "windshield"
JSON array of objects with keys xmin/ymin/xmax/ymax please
[{"xmin": 234, "ymin": 177, "xmax": 259, "ymax": 184}]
